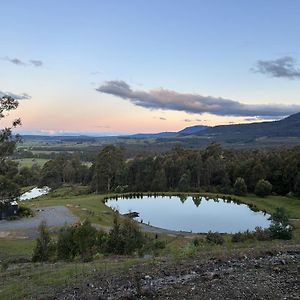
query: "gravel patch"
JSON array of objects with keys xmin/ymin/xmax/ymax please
[{"xmin": 0, "ymin": 206, "xmax": 79, "ymax": 238}]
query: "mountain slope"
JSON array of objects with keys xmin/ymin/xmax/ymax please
[
  {"xmin": 178, "ymin": 125, "xmax": 208, "ymax": 135},
  {"xmin": 194, "ymin": 112, "xmax": 300, "ymax": 142},
  {"xmin": 128, "ymin": 125, "xmax": 208, "ymax": 139}
]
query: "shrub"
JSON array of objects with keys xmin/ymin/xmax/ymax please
[
  {"xmin": 73, "ymin": 220, "xmax": 98, "ymax": 261},
  {"xmin": 32, "ymin": 221, "xmax": 53, "ymax": 262},
  {"xmin": 104, "ymin": 214, "xmax": 145, "ymax": 255},
  {"xmin": 253, "ymin": 227, "xmax": 271, "ymax": 241},
  {"xmin": 18, "ymin": 205, "xmax": 32, "ymax": 218},
  {"xmin": 255, "ymin": 179, "xmax": 272, "ymax": 197},
  {"xmin": 179, "ymin": 243, "xmax": 198, "ymax": 257},
  {"xmin": 233, "ymin": 177, "xmax": 247, "ymax": 196},
  {"xmin": 206, "ymin": 231, "xmax": 224, "ymax": 245},
  {"xmin": 269, "ymin": 207, "xmax": 292, "ymax": 240},
  {"xmin": 57, "ymin": 226, "xmax": 77, "ymax": 260},
  {"xmin": 231, "ymin": 231, "xmax": 254, "ymax": 243}
]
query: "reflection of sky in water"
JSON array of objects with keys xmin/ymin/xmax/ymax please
[{"xmin": 106, "ymin": 196, "xmax": 271, "ymax": 233}]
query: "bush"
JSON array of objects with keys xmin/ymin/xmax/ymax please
[
  {"xmin": 206, "ymin": 231, "xmax": 224, "ymax": 245},
  {"xmin": 73, "ymin": 220, "xmax": 97, "ymax": 261},
  {"xmin": 253, "ymin": 227, "xmax": 271, "ymax": 241},
  {"xmin": 104, "ymin": 214, "xmax": 145, "ymax": 255},
  {"xmin": 255, "ymin": 179, "xmax": 272, "ymax": 197},
  {"xmin": 32, "ymin": 221, "xmax": 54, "ymax": 262},
  {"xmin": 18, "ymin": 205, "xmax": 32, "ymax": 218},
  {"xmin": 269, "ymin": 207, "xmax": 292, "ymax": 240},
  {"xmin": 231, "ymin": 230, "xmax": 254, "ymax": 243},
  {"xmin": 57, "ymin": 226, "xmax": 77, "ymax": 260},
  {"xmin": 233, "ymin": 177, "xmax": 247, "ymax": 196}
]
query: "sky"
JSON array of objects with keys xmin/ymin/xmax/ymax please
[{"xmin": 1, "ymin": 0, "xmax": 300, "ymax": 135}]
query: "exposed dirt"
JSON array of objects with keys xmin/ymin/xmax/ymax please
[{"xmin": 44, "ymin": 246, "xmax": 300, "ymax": 300}]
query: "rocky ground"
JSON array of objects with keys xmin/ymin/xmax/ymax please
[{"xmin": 45, "ymin": 246, "xmax": 300, "ymax": 300}]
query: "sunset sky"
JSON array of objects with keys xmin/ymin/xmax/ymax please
[{"xmin": 1, "ymin": 0, "xmax": 300, "ymax": 135}]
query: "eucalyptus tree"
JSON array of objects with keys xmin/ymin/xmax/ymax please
[
  {"xmin": 0, "ymin": 96, "xmax": 21, "ymax": 203},
  {"xmin": 92, "ymin": 145, "xmax": 124, "ymax": 192}
]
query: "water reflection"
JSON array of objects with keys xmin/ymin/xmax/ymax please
[{"xmin": 105, "ymin": 195, "xmax": 271, "ymax": 233}]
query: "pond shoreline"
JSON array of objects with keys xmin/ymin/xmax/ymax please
[{"xmin": 105, "ymin": 193, "xmax": 271, "ymax": 234}]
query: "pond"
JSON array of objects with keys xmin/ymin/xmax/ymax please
[
  {"xmin": 105, "ymin": 195, "xmax": 271, "ymax": 233},
  {"xmin": 19, "ymin": 187, "xmax": 51, "ymax": 201}
]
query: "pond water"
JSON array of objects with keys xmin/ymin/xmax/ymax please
[
  {"xmin": 105, "ymin": 195, "xmax": 271, "ymax": 233},
  {"xmin": 19, "ymin": 187, "xmax": 51, "ymax": 201}
]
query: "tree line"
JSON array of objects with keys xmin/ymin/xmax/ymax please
[{"xmin": 36, "ymin": 144, "xmax": 300, "ymax": 197}]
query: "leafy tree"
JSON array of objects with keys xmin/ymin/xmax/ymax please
[
  {"xmin": 233, "ymin": 177, "xmax": 247, "ymax": 196},
  {"xmin": 151, "ymin": 168, "xmax": 167, "ymax": 191},
  {"xmin": 92, "ymin": 145, "xmax": 124, "ymax": 192},
  {"xmin": 0, "ymin": 96, "xmax": 21, "ymax": 204},
  {"xmin": 178, "ymin": 172, "xmax": 191, "ymax": 192},
  {"xmin": 255, "ymin": 179, "xmax": 272, "ymax": 197}
]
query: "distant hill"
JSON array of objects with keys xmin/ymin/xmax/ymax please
[
  {"xmin": 178, "ymin": 125, "xmax": 208, "ymax": 135},
  {"xmin": 193, "ymin": 112, "xmax": 300, "ymax": 143},
  {"xmin": 128, "ymin": 125, "xmax": 208, "ymax": 139},
  {"xmin": 128, "ymin": 132, "xmax": 177, "ymax": 139}
]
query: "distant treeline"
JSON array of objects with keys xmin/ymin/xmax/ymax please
[{"xmin": 31, "ymin": 144, "xmax": 300, "ymax": 197}]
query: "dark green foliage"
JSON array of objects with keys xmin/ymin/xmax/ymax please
[
  {"xmin": 233, "ymin": 177, "xmax": 247, "ymax": 196},
  {"xmin": 57, "ymin": 226, "xmax": 77, "ymax": 260},
  {"xmin": 294, "ymin": 173, "xmax": 300, "ymax": 196},
  {"xmin": 231, "ymin": 230, "xmax": 254, "ymax": 243},
  {"xmin": 73, "ymin": 220, "xmax": 97, "ymax": 261},
  {"xmin": 178, "ymin": 172, "xmax": 191, "ymax": 192},
  {"xmin": 32, "ymin": 221, "xmax": 53, "ymax": 262},
  {"xmin": 54, "ymin": 216, "xmax": 150, "ymax": 260},
  {"xmin": 89, "ymin": 143, "xmax": 298, "ymax": 196},
  {"xmin": 57, "ymin": 220, "xmax": 97, "ymax": 261},
  {"xmin": 17, "ymin": 205, "xmax": 32, "ymax": 218},
  {"xmin": 255, "ymin": 179, "xmax": 272, "ymax": 197},
  {"xmin": 269, "ymin": 207, "xmax": 292, "ymax": 240},
  {"xmin": 0, "ymin": 96, "xmax": 22, "ymax": 205},
  {"xmin": 206, "ymin": 231, "xmax": 224, "ymax": 245},
  {"xmin": 0, "ymin": 175, "xmax": 20, "ymax": 200},
  {"xmin": 91, "ymin": 145, "xmax": 124, "ymax": 192},
  {"xmin": 104, "ymin": 214, "xmax": 145, "ymax": 255},
  {"xmin": 40, "ymin": 154, "xmax": 89, "ymax": 188},
  {"xmin": 231, "ymin": 227, "xmax": 272, "ymax": 243}
]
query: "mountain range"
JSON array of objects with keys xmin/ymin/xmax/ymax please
[{"xmin": 21, "ymin": 113, "xmax": 300, "ymax": 147}]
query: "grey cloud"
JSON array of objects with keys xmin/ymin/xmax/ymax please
[
  {"xmin": 184, "ymin": 119, "xmax": 192, "ymax": 122},
  {"xmin": 253, "ymin": 56, "xmax": 300, "ymax": 79},
  {"xmin": 0, "ymin": 91, "xmax": 31, "ymax": 100},
  {"xmin": 96, "ymin": 80, "xmax": 300, "ymax": 117},
  {"xmin": 2, "ymin": 57, "xmax": 43, "ymax": 67},
  {"xmin": 29, "ymin": 60, "xmax": 43, "ymax": 67},
  {"xmin": 159, "ymin": 117, "xmax": 167, "ymax": 121},
  {"xmin": 5, "ymin": 57, "xmax": 26, "ymax": 66}
]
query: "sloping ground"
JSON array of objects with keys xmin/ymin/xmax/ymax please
[{"xmin": 46, "ymin": 246, "xmax": 300, "ymax": 300}]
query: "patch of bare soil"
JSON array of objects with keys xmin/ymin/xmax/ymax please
[{"xmin": 45, "ymin": 246, "xmax": 300, "ymax": 300}]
